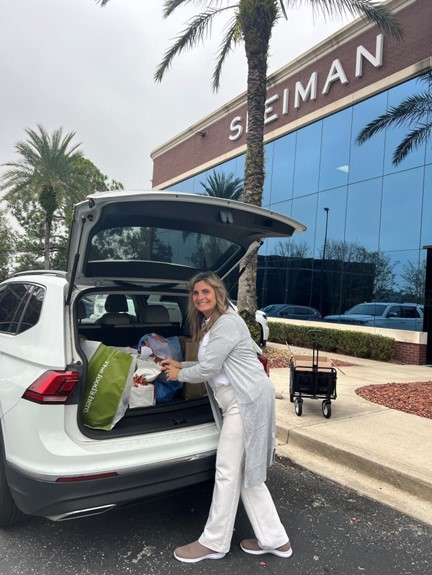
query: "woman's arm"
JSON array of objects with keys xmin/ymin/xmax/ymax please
[{"xmin": 176, "ymin": 314, "xmax": 241, "ymax": 383}]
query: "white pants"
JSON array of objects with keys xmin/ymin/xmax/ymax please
[{"xmin": 198, "ymin": 385, "xmax": 289, "ymax": 553}]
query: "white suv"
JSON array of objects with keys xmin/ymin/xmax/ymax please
[{"xmin": 0, "ymin": 191, "xmax": 304, "ymax": 526}]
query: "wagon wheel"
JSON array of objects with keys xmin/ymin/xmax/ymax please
[
  {"xmin": 294, "ymin": 398, "xmax": 303, "ymax": 416},
  {"xmin": 322, "ymin": 400, "xmax": 332, "ymax": 419}
]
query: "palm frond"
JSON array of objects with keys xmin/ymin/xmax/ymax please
[
  {"xmin": 356, "ymin": 92, "xmax": 432, "ymax": 145},
  {"xmin": 163, "ymin": 0, "xmax": 230, "ymax": 18},
  {"xmin": 286, "ymin": 0, "xmax": 403, "ymax": 40},
  {"xmin": 278, "ymin": 0, "xmax": 288, "ymax": 20},
  {"xmin": 213, "ymin": 16, "xmax": 241, "ymax": 91},
  {"xmin": 155, "ymin": 7, "xmax": 232, "ymax": 82},
  {"xmin": 393, "ymin": 123, "xmax": 432, "ymax": 165}
]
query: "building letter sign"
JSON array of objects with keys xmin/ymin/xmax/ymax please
[
  {"xmin": 355, "ymin": 34, "xmax": 383, "ymax": 78},
  {"xmin": 228, "ymin": 34, "xmax": 385, "ymax": 140},
  {"xmin": 229, "ymin": 116, "xmax": 244, "ymax": 141},
  {"xmin": 294, "ymin": 72, "xmax": 318, "ymax": 108},
  {"xmin": 322, "ymin": 59, "xmax": 348, "ymax": 94}
]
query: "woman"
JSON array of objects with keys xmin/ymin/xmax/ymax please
[{"xmin": 161, "ymin": 272, "xmax": 292, "ymax": 563}]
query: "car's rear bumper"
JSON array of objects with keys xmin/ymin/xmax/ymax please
[{"xmin": 5, "ymin": 452, "xmax": 216, "ymax": 520}]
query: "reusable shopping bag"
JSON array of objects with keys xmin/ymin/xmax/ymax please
[{"xmin": 81, "ymin": 340, "xmax": 135, "ymax": 430}]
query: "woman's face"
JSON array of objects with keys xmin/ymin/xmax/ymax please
[{"xmin": 192, "ymin": 280, "xmax": 217, "ymax": 319}]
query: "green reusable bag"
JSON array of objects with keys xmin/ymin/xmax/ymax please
[{"xmin": 82, "ymin": 342, "xmax": 135, "ymax": 430}]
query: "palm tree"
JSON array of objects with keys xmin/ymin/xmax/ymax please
[
  {"xmin": 0, "ymin": 125, "xmax": 83, "ymax": 269},
  {"xmin": 97, "ymin": 0, "xmax": 402, "ymax": 316},
  {"xmin": 0, "ymin": 208, "xmax": 15, "ymax": 281},
  {"xmin": 356, "ymin": 71, "xmax": 432, "ymax": 165},
  {"xmin": 200, "ymin": 171, "xmax": 243, "ymax": 200}
]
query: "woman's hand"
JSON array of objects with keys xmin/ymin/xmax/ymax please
[{"xmin": 160, "ymin": 358, "xmax": 182, "ymax": 381}]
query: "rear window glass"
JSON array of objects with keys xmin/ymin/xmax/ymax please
[
  {"xmin": 347, "ymin": 303, "xmax": 387, "ymax": 316},
  {"xmin": 0, "ymin": 283, "xmax": 44, "ymax": 334},
  {"xmin": 88, "ymin": 226, "xmax": 238, "ymax": 271}
]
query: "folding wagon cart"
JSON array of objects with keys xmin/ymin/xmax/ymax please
[{"xmin": 288, "ymin": 330, "xmax": 337, "ymax": 418}]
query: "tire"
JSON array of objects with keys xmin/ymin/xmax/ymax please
[
  {"xmin": 0, "ymin": 433, "xmax": 26, "ymax": 527},
  {"xmin": 322, "ymin": 400, "xmax": 332, "ymax": 419},
  {"xmin": 294, "ymin": 398, "xmax": 303, "ymax": 417}
]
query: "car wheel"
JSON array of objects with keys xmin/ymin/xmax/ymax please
[{"xmin": 0, "ymin": 434, "xmax": 26, "ymax": 527}]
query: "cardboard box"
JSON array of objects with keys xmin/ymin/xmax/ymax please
[{"xmin": 180, "ymin": 339, "xmax": 207, "ymax": 399}]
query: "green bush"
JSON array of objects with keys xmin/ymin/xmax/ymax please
[{"xmin": 268, "ymin": 322, "xmax": 394, "ymax": 362}]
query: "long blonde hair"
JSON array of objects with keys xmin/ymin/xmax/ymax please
[{"xmin": 187, "ymin": 272, "xmax": 230, "ymax": 341}]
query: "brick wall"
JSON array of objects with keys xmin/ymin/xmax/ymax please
[{"xmin": 393, "ymin": 341, "xmax": 427, "ymax": 365}]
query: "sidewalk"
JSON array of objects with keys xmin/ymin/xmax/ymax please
[{"xmin": 269, "ymin": 343, "xmax": 432, "ymax": 526}]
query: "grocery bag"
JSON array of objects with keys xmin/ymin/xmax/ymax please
[
  {"xmin": 81, "ymin": 341, "xmax": 135, "ymax": 430},
  {"xmin": 128, "ymin": 355, "xmax": 161, "ymax": 408},
  {"xmin": 138, "ymin": 333, "xmax": 182, "ymax": 361},
  {"xmin": 129, "ymin": 380, "xmax": 155, "ymax": 408},
  {"xmin": 137, "ymin": 333, "xmax": 183, "ymax": 403}
]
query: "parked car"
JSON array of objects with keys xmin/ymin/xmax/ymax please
[
  {"xmin": 229, "ymin": 300, "xmax": 269, "ymax": 346},
  {"xmin": 323, "ymin": 302, "xmax": 424, "ymax": 331},
  {"xmin": 261, "ymin": 304, "xmax": 322, "ymax": 321},
  {"xmin": 0, "ymin": 190, "xmax": 304, "ymax": 526}
]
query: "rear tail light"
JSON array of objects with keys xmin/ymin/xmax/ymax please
[
  {"xmin": 23, "ymin": 371, "xmax": 79, "ymax": 404},
  {"xmin": 257, "ymin": 354, "xmax": 270, "ymax": 376}
]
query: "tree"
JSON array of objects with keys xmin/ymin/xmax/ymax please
[
  {"xmin": 0, "ymin": 209, "xmax": 16, "ymax": 281},
  {"xmin": 97, "ymin": 0, "xmax": 402, "ymax": 318},
  {"xmin": 5, "ymin": 155, "xmax": 124, "ymax": 272},
  {"xmin": 200, "ymin": 171, "xmax": 243, "ymax": 200},
  {"xmin": 0, "ymin": 125, "xmax": 84, "ymax": 269},
  {"xmin": 401, "ymin": 260, "xmax": 426, "ymax": 303},
  {"xmin": 356, "ymin": 71, "xmax": 432, "ymax": 165},
  {"xmin": 324, "ymin": 239, "xmax": 397, "ymax": 299}
]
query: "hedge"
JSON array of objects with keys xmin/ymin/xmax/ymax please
[{"xmin": 268, "ymin": 321, "xmax": 394, "ymax": 362}]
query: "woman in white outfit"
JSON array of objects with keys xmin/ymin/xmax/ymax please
[{"xmin": 161, "ymin": 272, "xmax": 292, "ymax": 563}]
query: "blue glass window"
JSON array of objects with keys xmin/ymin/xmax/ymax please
[
  {"xmin": 315, "ymin": 187, "xmax": 347, "ymax": 258},
  {"xmin": 422, "ymin": 164, "xmax": 432, "ymax": 247},
  {"xmin": 350, "ymin": 92, "xmax": 387, "ymax": 184},
  {"xmin": 291, "ymin": 194, "xmax": 318, "ymax": 256},
  {"xmin": 345, "ymin": 179, "xmax": 381, "ymax": 251},
  {"xmin": 270, "ymin": 133, "xmax": 296, "ymax": 205},
  {"xmin": 293, "ymin": 121, "xmax": 321, "ymax": 198},
  {"xmin": 384, "ymin": 78, "xmax": 427, "ymax": 174},
  {"xmin": 380, "ymin": 168, "xmax": 423, "ymax": 251},
  {"xmin": 319, "ymin": 109, "xmax": 351, "ymax": 191}
]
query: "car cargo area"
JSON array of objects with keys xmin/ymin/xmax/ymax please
[{"xmin": 75, "ymin": 290, "xmax": 214, "ymax": 438}]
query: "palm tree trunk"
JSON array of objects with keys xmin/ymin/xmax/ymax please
[
  {"xmin": 44, "ymin": 213, "xmax": 52, "ymax": 269},
  {"xmin": 237, "ymin": 25, "xmax": 270, "ymax": 314}
]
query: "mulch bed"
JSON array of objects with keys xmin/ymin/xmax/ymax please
[
  {"xmin": 264, "ymin": 347, "xmax": 432, "ymax": 420},
  {"xmin": 356, "ymin": 382, "xmax": 432, "ymax": 420}
]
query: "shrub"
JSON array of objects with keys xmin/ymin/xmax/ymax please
[{"xmin": 268, "ymin": 322, "xmax": 394, "ymax": 362}]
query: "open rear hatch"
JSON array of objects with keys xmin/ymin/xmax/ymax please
[{"xmin": 67, "ymin": 191, "xmax": 305, "ymax": 289}]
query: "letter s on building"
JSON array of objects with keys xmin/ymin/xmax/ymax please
[{"xmin": 229, "ymin": 116, "xmax": 243, "ymax": 141}]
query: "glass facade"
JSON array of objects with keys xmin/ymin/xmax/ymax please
[{"xmin": 166, "ymin": 74, "xmax": 431, "ymax": 329}]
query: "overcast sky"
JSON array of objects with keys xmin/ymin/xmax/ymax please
[{"xmin": 0, "ymin": 0, "xmax": 355, "ymax": 191}]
